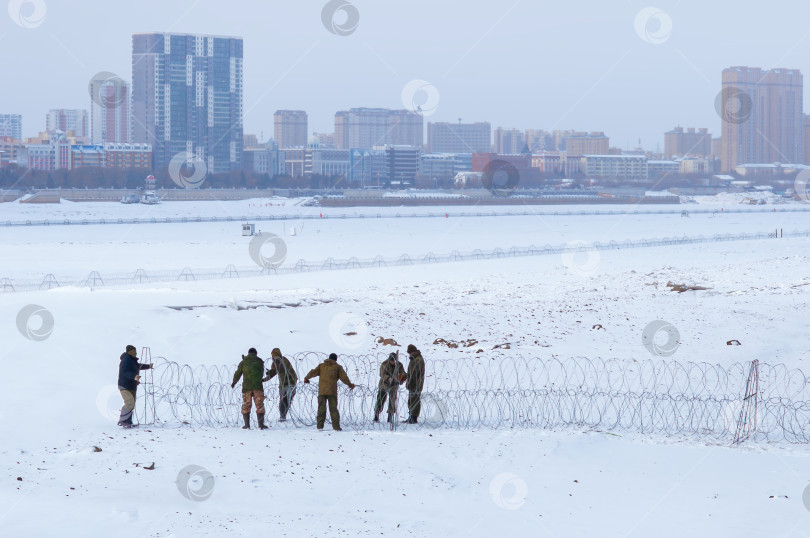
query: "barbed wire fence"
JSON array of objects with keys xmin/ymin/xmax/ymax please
[
  {"xmin": 3, "ymin": 205, "xmax": 810, "ymax": 229},
  {"xmin": 3, "ymin": 229, "xmax": 808, "ymax": 293},
  {"xmin": 135, "ymin": 352, "xmax": 810, "ymax": 444}
]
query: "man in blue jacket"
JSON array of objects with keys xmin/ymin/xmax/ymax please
[{"xmin": 118, "ymin": 345, "xmax": 153, "ymax": 428}]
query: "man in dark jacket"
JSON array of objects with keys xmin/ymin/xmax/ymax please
[
  {"xmin": 232, "ymin": 348, "xmax": 268, "ymax": 430},
  {"xmin": 374, "ymin": 351, "xmax": 405, "ymax": 423},
  {"xmin": 263, "ymin": 347, "xmax": 298, "ymax": 422},
  {"xmin": 303, "ymin": 353, "xmax": 355, "ymax": 431},
  {"xmin": 405, "ymin": 344, "xmax": 425, "ymax": 424},
  {"xmin": 117, "ymin": 345, "xmax": 153, "ymax": 428}
]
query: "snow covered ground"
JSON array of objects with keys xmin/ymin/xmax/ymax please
[{"xmin": 2, "ymin": 198, "xmax": 810, "ymax": 537}]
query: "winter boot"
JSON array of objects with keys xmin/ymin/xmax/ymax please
[
  {"xmin": 258, "ymin": 413, "xmax": 268, "ymax": 430},
  {"xmin": 387, "ymin": 412, "xmax": 394, "ymax": 423},
  {"xmin": 373, "ymin": 413, "xmax": 380, "ymax": 423},
  {"xmin": 242, "ymin": 414, "xmax": 250, "ymax": 429}
]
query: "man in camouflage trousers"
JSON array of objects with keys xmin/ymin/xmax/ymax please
[
  {"xmin": 303, "ymin": 353, "xmax": 355, "ymax": 431},
  {"xmin": 263, "ymin": 347, "xmax": 298, "ymax": 422},
  {"xmin": 374, "ymin": 351, "xmax": 406, "ymax": 423},
  {"xmin": 232, "ymin": 347, "xmax": 268, "ymax": 430},
  {"xmin": 405, "ymin": 344, "xmax": 426, "ymax": 424}
]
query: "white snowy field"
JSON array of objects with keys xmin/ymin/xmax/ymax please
[{"xmin": 2, "ymin": 198, "xmax": 810, "ymax": 537}]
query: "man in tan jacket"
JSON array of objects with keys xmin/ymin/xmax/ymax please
[{"xmin": 303, "ymin": 353, "xmax": 356, "ymax": 431}]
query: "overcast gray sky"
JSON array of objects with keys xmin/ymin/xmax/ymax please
[{"xmin": 2, "ymin": 0, "xmax": 809, "ymax": 150}]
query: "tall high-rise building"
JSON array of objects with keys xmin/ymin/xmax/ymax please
[
  {"xmin": 803, "ymin": 115, "xmax": 810, "ymax": 165},
  {"xmin": 0, "ymin": 114, "xmax": 23, "ymax": 140},
  {"xmin": 274, "ymin": 110, "xmax": 308, "ymax": 148},
  {"xmin": 427, "ymin": 122, "xmax": 491, "ymax": 153},
  {"xmin": 664, "ymin": 127, "xmax": 711, "ymax": 158},
  {"xmin": 89, "ymin": 80, "xmax": 129, "ymax": 144},
  {"xmin": 493, "ymin": 128, "xmax": 526, "ymax": 154},
  {"xmin": 47, "ymin": 109, "xmax": 88, "ymax": 139},
  {"xmin": 132, "ymin": 32, "xmax": 244, "ymax": 173},
  {"xmin": 720, "ymin": 66, "xmax": 804, "ymax": 171},
  {"xmin": 334, "ymin": 108, "xmax": 422, "ymax": 149}
]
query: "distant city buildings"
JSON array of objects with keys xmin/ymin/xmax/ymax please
[
  {"xmin": 243, "ymin": 134, "xmax": 259, "ymax": 149},
  {"xmin": 426, "ymin": 122, "xmax": 491, "ymax": 153},
  {"xmin": 0, "ymin": 114, "xmax": 23, "ymax": 140},
  {"xmin": 664, "ymin": 127, "xmax": 711, "ymax": 159},
  {"xmin": 531, "ymin": 152, "xmax": 582, "ymax": 177},
  {"xmin": 47, "ymin": 109, "xmax": 88, "ymax": 140},
  {"xmin": 89, "ymin": 79, "xmax": 129, "ymax": 144},
  {"xmin": 580, "ymin": 155, "xmax": 648, "ymax": 181},
  {"xmin": 334, "ymin": 108, "xmax": 422, "ymax": 149},
  {"xmin": 347, "ymin": 145, "xmax": 421, "ymax": 186},
  {"xmin": 18, "ymin": 131, "xmax": 72, "ymax": 170},
  {"xmin": 493, "ymin": 128, "xmax": 526, "ymax": 154},
  {"xmin": 421, "ymin": 153, "xmax": 472, "ymax": 180},
  {"xmin": 274, "ymin": 110, "xmax": 308, "ymax": 148},
  {"xmin": 243, "ymin": 145, "xmax": 284, "ymax": 176},
  {"xmin": 563, "ymin": 132, "xmax": 609, "ymax": 156},
  {"xmin": 312, "ymin": 132, "xmax": 335, "ymax": 147},
  {"xmin": 19, "ymin": 134, "xmax": 152, "ymax": 171},
  {"xmin": 720, "ymin": 66, "xmax": 804, "ymax": 171},
  {"xmin": 104, "ymin": 143, "xmax": 153, "ymax": 169},
  {"xmin": 132, "ymin": 32, "xmax": 244, "ymax": 173}
]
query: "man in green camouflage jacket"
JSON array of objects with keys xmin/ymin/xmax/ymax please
[
  {"xmin": 232, "ymin": 347, "xmax": 268, "ymax": 430},
  {"xmin": 263, "ymin": 347, "xmax": 298, "ymax": 422},
  {"xmin": 303, "ymin": 353, "xmax": 355, "ymax": 431},
  {"xmin": 374, "ymin": 351, "xmax": 406, "ymax": 423}
]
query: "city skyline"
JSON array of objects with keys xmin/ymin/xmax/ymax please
[{"xmin": 2, "ymin": 1, "xmax": 810, "ymax": 150}]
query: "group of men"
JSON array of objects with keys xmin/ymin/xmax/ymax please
[{"xmin": 117, "ymin": 344, "xmax": 426, "ymax": 431}]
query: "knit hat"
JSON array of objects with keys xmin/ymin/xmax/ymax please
[
  {"xmin": 271, "ymin": 348, "xmax": 282, "ymax": 358},
  {"xmin": 407, "ymin": 344, "xmax": 418, "ymax": 354},
  {"xmin": 388, "ymin": 352, "xmax": 398, "ymax": 361},
  {"xmin": 126, "ymin": 345, "xmax": 136, "ymax": 352},
  {"xmin": 328, "ymin": 353, "xmax": 338, "ymax": 361},
  {"xmin": 248, "ymin": 347, "xmax": 257, "ymax": 355}
]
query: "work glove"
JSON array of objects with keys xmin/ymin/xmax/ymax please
[
  {"xmin": 231, "ymin": 382, "xmax": 236, "ymax": 389},
  {"xmin": 304, "ymin": 379, "xmax": 310, "ymax": 384}
]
